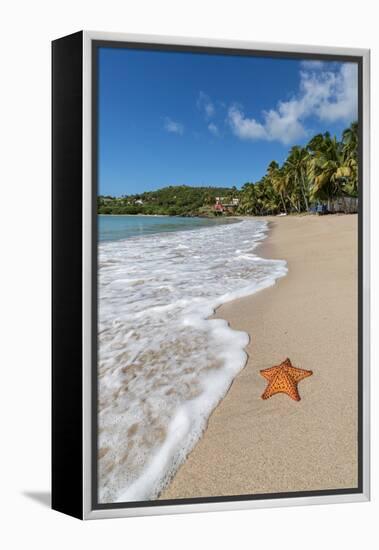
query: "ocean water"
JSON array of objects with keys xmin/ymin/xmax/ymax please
[
  {"xmin": 98, "ymin": 216, "xmax": 287, "ymax": 503},
  {"xmin": 98, "ymin": 214, "xmax": 234, "ymax": 242}
]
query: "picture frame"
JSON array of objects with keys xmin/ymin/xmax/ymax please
[{"xmin": 52, "ymin": 30, "xmax": 370, "ymax": 520}]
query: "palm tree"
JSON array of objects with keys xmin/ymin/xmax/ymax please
[
  {"xmin": 307, "ymin": 132, "xmax": 352, "ymax": 206},
  {"xmin": 239, "ymin": 182, "xmax": 258, "ymax": 215},
  {"xmin": 342, "ymin": 121, "xmax": 358, "ymax": 196},
  {"xmin": 266, "ymin": 161, "xmax": 288, "ymax": 214},
  {"xmin": 260, "ymin": 176, "xmax": 281, "ymax": 215},
  {"xmin": 285, "ymin": 146, "xmax": 310, "ymax": 211},
  {"xmin": 342, "ymin": 121, "xmax": 358, "ymax": 159}
]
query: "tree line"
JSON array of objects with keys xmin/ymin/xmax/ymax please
[
  {"xmin": 98, "ymin": 185, "xmax": 238, "ymax": 217},
  {"xmin": 238, "ymin": 122, "xmax": 358, "ymax": 215}
]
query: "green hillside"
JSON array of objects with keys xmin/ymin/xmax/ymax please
[{"xmin": 98, "ymin": 185, "xmax": 238, "ymax": 217}]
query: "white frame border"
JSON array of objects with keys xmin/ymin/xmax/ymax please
[{"xmin": 82, "ymin": 31, "xmax": 370, "ymax": 520}]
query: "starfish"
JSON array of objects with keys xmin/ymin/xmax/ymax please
[{"xmin": 260, "ymin": 358, "xmax": 312, "ymax": 401}]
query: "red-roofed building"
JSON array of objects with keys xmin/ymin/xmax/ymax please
[{"xmin": 214, "ymin": 196, "xmax": 239, "ymax": 214}]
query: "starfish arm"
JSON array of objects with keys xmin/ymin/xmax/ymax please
[
  {"xmin": 283, "ymin": 372, "xmax": 301, "ymax": 401},
  {"xmin": 287, "ymin": 367, "xmax": 313, "ymax": 382},
  {"xmin": 277, "ymin": 370, "xmax": 301, "ymax": 401},
  {"xmin": 261, "ymin": 371, "xmax": 281, "ymax": 399},
  {"xmin": 260, "ymin": 365, "xmax": 281, "ymax": 381}
]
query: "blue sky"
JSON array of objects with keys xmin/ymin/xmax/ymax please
[{"xmin": 98, "ymin": 47, "xmax": 358, "ymax": 196}]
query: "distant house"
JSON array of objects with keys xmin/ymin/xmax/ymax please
[
  {"xmin": 214, "ymin": 198, "xmax": 225, "ymax": 213},
  {"xmin": 214, "ymin": 197, "xmax": 239, "ymax": 214},
  {"xmin": 134, "ymin": 199, "xmax": 144, "ymax": 205}
]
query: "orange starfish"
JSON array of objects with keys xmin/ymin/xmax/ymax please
[{"xmin": 260, "ymin": 358, "xmax": 312, "ymax": 401}]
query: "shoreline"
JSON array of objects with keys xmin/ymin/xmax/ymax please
[
  {"xmin": 98, "ymin": 213, "xmax": 240, "ymax": 219},
  {"xmin": 160, "ymin": 214, "xmax": 358, "ymax": 499},
  {"xmin": 98, "ymin": 215, "xmax": 278, "ymax": 502}
]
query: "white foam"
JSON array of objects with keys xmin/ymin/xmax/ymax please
[{"xmin": 98, "ymin": 219, "xmax": 287, "ymax": 502}]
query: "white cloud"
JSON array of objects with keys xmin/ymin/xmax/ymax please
[
  {"xmin": 299, "ymin": 60, "xmax": 325, "ymax": 70},
  {"xmin": 228, "ymin": 105, "xmax": 268, "ymax": 140},
  {"xmin": 314, "ymin": 63, "xmax": 358, "ymax": 122},
  {"xmin": 197, "ymin": 91, "xmax": 215, "ymax": 118},
  {"xmin": 164, "ymin": 117, "xmax": 184, "ymax": 135},
  {"xmin": 228, "ymin": 102, "xmax": 306, "ymax": 145},
  {"xmin": 208, "ymin": 122, "xmax": 219, "ymax": 136},
  {"xmin": 228, "ymin": 62, "xmax": 357, "ymax": 145}
]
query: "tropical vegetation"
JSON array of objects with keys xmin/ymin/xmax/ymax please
[
  {"xmin": 98, "ymin": 122, "xmax": 358, "ymax": 217},
  {"xmin": 238, "ymin": 122, "xmax": 358, "ymax": 216},
  {"xmin": 98, "ymin": 185, "xmax": 238, "ymax": 217}
]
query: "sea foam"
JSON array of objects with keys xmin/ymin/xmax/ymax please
[{"xmin": 98, "ymin": 219, "xmax": 287, "ymax": 502}]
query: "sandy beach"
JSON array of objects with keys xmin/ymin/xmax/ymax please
[{"xmin": 161, "ymin": 214, "xmax": 358, "ymax": 499}]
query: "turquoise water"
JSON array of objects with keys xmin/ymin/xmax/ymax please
[{"xmin": 98, "ymin": 214, "xmax": 233, "ymax": 242}]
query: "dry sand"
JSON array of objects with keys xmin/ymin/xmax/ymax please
[{"xmin": 161, "ymin": 214, "xmax": 358, "ymax": 499}]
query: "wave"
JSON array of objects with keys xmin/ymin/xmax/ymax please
[{"xmin": 97, "ymin": 219, "xmax": 287, "ymax": 503}]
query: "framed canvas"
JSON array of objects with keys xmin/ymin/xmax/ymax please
[{"xmin": 52, "ymin": 31, "xmax": 370, "ymax": 520}]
